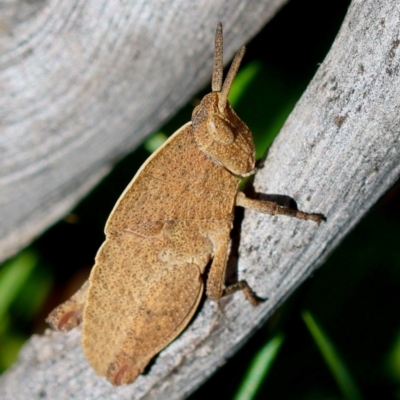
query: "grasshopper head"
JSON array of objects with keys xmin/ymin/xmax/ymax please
[{"xmin": 192, "ymin": 24, "xmax": 256, "ymax": 177}]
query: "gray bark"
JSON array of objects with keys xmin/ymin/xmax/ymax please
[
  {"xmin": 0, "ymin": 0, "xmax": 285, "ymax": 263},
  {"xmin": 2, "ymin": 0, "xmax": 400, "ymax": 399}
]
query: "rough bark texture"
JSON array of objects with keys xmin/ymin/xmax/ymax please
[
  {"xmin": 2, "ymin": 0, "xmax": 400, "ymax": 399},
  {"xmin": 0, "ymin": 0, "xmax": 286, "ymax": 263}
]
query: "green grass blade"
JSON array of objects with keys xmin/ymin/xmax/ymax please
[
  {"xmin": 233, "ymin": 333, "xmax": 284, "ymax": 400},
  {"xmin": 0, "ymin": 333, "xmax": 26, "ymax": 371},
  {"xmin": 0, "ymin": 251, "xmax": 38, "ymax": 321},
  {"xmin": 302, "ymin": 311, "xmax": 363, "ymax": 400},
  {"xmin": 387, "ymin": 329, "xmax": 400, "ymax": 382}
]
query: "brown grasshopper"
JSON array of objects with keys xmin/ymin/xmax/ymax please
[{"xmin": 47, "ymin": 23, "xmax": 322, "ymax": 385}]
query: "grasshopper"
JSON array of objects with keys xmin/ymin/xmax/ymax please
[{"xmin": 47, "ymin": 23, "xmax": 322, "ymax": 385}]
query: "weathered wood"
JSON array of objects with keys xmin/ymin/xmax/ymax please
[
  {"xmin": 2, "ymin": 0, "xmax": 400, "ymax": 398},
  {"xmin": 0, "ymin": 0, "xmax": 286, "ymax": 263}
]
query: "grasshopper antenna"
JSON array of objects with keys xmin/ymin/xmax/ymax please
[
  {"xmin": 212, "ymin": 22, "xmax": 224, "ymax": 92},
  {"xmin": 218, "ymin": 45, "xmax": 246, "ymax": 112}
]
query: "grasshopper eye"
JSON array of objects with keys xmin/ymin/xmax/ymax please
[{"xmin": 207, "ymin": 114, "xmax": 235, "ymax": 145}]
